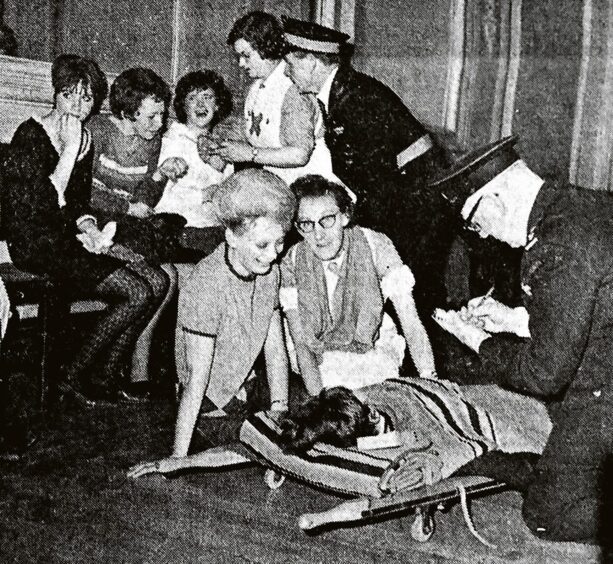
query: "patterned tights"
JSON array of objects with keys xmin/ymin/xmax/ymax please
[{"xmin": 65, "ymin": 261, "xmax": 169, "ymax": 387}]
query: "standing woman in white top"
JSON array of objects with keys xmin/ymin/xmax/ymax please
[{"xmin": 211, "ymin": 11, "xmax": 339, "ymax": 186}]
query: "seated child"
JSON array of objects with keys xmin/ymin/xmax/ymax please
[{"xmin": 155, "ymin": 70, "xmax": 234, "ymax": 229}]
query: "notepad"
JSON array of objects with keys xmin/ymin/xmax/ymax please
[{"xmin": 432, "ymin": 308, "xmax": 491, "ymax": 349}]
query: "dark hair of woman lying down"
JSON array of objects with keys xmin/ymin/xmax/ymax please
[{"xmin": 280, "ymin": 387, "xmax": 379, "ymax": 452}]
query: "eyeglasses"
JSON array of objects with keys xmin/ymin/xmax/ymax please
[
  {"xmin": 295, "ymin": 212, "xmax": 340, "ymax": 234},
  {"xmin": 463, "ymin": 196, "xmax": 484, "ymax": 233}
]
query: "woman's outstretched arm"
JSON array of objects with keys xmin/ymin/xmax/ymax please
[
  {"xmin": 264, "ymin": 309, "xmax": 289, "ymax": 410},
  {"xmin": 387, "ymin": 269, "xmax": 436, "ymax": 378},
  {"xmin": 127, "ymin": 444, "xmax": 251, "ymax": 478},
  {"xmin": 284, "ymin": 308, "xmax": 323, "ymax": 395}
]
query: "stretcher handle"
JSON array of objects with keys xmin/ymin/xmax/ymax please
[{"xmin": 298, "ymin": 498, "xmax": 370, "ymax": 530}]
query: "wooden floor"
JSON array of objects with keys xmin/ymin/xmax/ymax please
[{"xmin": 0, "ymin": 391, "xmax": 603, "ymax": 564}]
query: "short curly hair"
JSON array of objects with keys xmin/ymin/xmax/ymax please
[
  {"xmin": 212, "ymin": 169, "xmax": 296, "ymax": 235},
  {"xmin": 173, "ymin": 70, "xmax": 233, "ymax": 127},
  {"xmin": 280, "ymin": 387, "xmax": 377, "ymax": 453},
  {"xmin": 227, "ymin": 11, "xmax": 287, "ymax": 60},
  {"xmin": 291, "ymin": 174, "xmax": 354, "ymax": 220},
  {"xmin": 109, "ymin": 67, "xmax": 171, "ymax": 120},
  {"xmin": 51, "ymin": 54, "xmax": 108, "ymax": 116}
]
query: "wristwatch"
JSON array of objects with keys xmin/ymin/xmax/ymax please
[{"xmin": 251, "ymin": 147, "xmax": 259, "ymax": 162}]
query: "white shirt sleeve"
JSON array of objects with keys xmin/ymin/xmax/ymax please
[
  {"xmin": 380, "ymin": 264, "xmax": 415, "ymax": 301},
  {"xmin": 362, "ymin": 227, "xmax": 414, "ymax": 300}
]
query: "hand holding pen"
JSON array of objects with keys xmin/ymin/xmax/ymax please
[
  {"xmin": 468, "ymin": 286, "xmax": 495, "ymax": 310},
  {"xmin": 464, "ymin": 287, "xmax": 529, "ymax": 335},
  {"xmin": 459, "ymin": 286, "xmax": 494, "ymax": 324}
]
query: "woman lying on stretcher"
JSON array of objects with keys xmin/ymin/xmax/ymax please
[
  {"xmin": 129, "ymin": 377, "xmax": 551, "ymax": 490},
  {"xmin": 280, "ymin": 380, "xmax": 551, "ymax": 492}
]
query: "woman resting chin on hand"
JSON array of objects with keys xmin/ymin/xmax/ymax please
[{"xmin": 2, "ymin": 54, "xmax": 170, "ymax": 406}]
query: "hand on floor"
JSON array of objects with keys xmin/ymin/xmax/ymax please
[{"xmin": 127, "ymin": 456, "xmax": 187, "ymax": 478}]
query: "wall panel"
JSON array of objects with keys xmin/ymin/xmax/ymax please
[
  {"xmin": 3, "ymin": 0, "xmax": 56, "ymax": 61},
  {"xmin": 352, "ymin": 0, "xmax": 450, "ymax": 130},
  {"xmin": 176, "ymin": 0, "xmax": 308, "ymax": 110},
  {"xmin": 58, "ymin": 0, "xmax": 175, "ymax": 81},
  {"xmin": 513, "ymin": 0, "xmax": 583, "ymax": 179}
]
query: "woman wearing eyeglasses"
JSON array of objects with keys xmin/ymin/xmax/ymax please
[{"xmin": 281, "ymin": 175, "xmax": 436, "ymax": 394}]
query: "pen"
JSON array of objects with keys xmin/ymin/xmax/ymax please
[{"xmin": 478, "ymin": 286, "xmax": 495, "ymax": 306}]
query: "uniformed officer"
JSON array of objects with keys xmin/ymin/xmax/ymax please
[{"xmin": 431, "ymin": 135, "xmax": 613, "ymax": 545}]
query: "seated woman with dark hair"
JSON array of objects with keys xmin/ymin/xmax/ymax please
[
  {"xmin": 2, "ymin": 54, "xmax": 169, "ymax": 405},
  {"xmin": 154, "ymin": 70, "xmax": 233, "ymax": 245},
  {"xmin": 281, "ymin": 175, "xmax": 435, "ymax": 394},
  {"xmin": 280, "ymin": 380, "xmax": 551, "ymax": 492},
  {"xmin": 128, "ymin": 169, "xmax": 296, "ymax": 478}
]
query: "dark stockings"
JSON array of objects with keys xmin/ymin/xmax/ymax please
[{"xmin": 65, "ymin": 262, "xmax": 168, "ymax": 388}]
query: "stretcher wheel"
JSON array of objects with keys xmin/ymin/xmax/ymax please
[
  {"xmin": 264, "ymin": 469, "xmax": 285, "ymax": 489},
  {"xmin": 410, "ymin": 507, "xmax": 435, "ymax": 542}
]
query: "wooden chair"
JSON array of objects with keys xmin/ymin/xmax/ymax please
[{"xmin": 0, "ymin": 244, "xmax": 108, "ymax": 411}]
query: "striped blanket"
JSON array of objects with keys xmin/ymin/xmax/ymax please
[{"xmin": 239, "ymin": 378, "xmax": 550, "ymax": 497}]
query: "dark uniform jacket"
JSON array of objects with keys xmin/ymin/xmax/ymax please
[
  {"xmin": 477, "ymin": 183, "xmax": 613, "ymax": 543},
  {"xmin": 324, "ymin": 65, "xmax": 451, "ymax": 310},
  {"xmin": 325, "ymin": 66, "xmax": 433, "ymax": 194}
]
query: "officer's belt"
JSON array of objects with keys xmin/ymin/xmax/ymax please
[{"xmin": 396, "ymin": 134, "xmax": 434, "ymax": 169}]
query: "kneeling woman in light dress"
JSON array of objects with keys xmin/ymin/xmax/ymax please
[
  {"xmin": 281, "ymin": 175, "xmax": 436, "ymax": 394},
  {"xmin": 128, "ymin": 169, "xmax": 295, "ymax": 476}
]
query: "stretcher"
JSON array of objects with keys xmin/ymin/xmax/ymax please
[{"xmin": 237, "ymin": 411, "xmax": 506, "ymax": 544}]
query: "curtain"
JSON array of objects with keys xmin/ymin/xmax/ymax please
[
  {"xmin": 570, "ymin": 0, "xmax": 613, "ymax": 191},
  {"xmin": 445, "ymin": 0, "xmax": 522, "ymax": 149}
]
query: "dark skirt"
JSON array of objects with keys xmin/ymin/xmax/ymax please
[
  {"xmin": 114, "ymin": 213, "xmax": 187, "ymax": 265},
  {"xmin": 8, "ymin": 238, "xmax": 122, "ymax": 294}
]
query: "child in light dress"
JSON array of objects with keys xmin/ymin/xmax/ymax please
[{"xmin": 155, "ymin": 71, "xmax": 234, "ymax": 228}]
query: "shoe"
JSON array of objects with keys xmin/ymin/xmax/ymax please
[
  {"xmin": 58, "ymin": 380, "xmax": 118, "ymax": 408},
  {"xmin": 118, "ymin": 382, "xmax": 151, "ymax": 403}
]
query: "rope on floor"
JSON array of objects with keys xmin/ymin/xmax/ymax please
[{"xmin": 457, "ymin": 481, "xmax": 498, "ymax": 549}]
